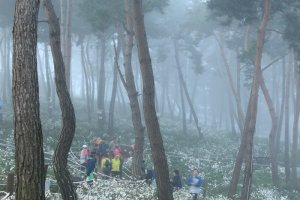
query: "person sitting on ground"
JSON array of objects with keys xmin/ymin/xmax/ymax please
[
  {"xmin": 101, "ymin": 153, "xmax": 111, "ymax": 179},
  {"xmin": 111, "ymin": 155, "xmax": 121, "ymax": 178},
  {"xmin": 187, "ymin": 169, "xmax": 203, "ymax": 200},
  {"xmin": 171, "ymin": 169, "xmax": 182, "ymax": 191},
  {"xmin": 79, "ymin": 144, "xmax": 89, "ymax": 170},
  {"xmin": 85, "ymin": 151, "xmax": 97, "ymax": 185}
]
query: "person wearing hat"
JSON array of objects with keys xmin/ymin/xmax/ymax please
[{"xmin": 79, "ymin": 144, "xmax": 88, "ymax": 170}]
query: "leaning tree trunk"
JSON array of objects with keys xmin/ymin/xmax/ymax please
[
  {"xmin": 260, "ymin": 71, "xmax": 279, "ymax": 188},
  {"xmin": 12, "ymin": 0, "xmax": 45, "ymax": 199},
  {"xmin": 132, "ymin": 1, "xmax": 173, "ymax": 199},
  {"xmin": 174, "ymin": 40, "xmax": 204, "ymax": 139},
  {"xmin": 123, "ymin": 0, "xmax": 145, "ymax": 179},
  {"xmin": 241, "ymin": 0, "xmax": 271, "ymax": 199},
  {"xmin": 229, "ymin": 1, "xmax": 271, "ymax": 198},
  {"xmin": 215, "ymin": 34, "xmax": 245, "ymax": 133},
  {"xmin": 44, "ymin": 1, "xmax": 77, "ymax": 199}
]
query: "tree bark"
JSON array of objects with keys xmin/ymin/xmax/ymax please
[
  {"xmin": 241, "ymin": 1, "xmax": 271, "ymax": 199},
  {"xmin": 44, "ymin": 0, "xmax": 77, "ymax": 199},
  {"xmin": 123, "ymin": 0, "xmax": 145, "ymax": 179},
  {"xmin": 132, "ymin": 1, "xmax": 173, "ymax": 199},
  {"xmin": 12, "ymin": 0, "xmax": 45, "ymax": 199}
]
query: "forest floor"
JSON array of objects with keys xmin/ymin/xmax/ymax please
[{"xmin": 0, "ymin": 107, "xmax": 299, "ymax": 199}]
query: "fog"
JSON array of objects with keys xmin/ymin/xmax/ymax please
[{"xmin": 0, "ymin": 0, "xmax": 300, "ymax": 199}]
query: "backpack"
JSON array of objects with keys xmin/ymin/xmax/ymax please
[{"xmin": 105, "ymin": 159, "xmax": 111, "ymax": 170}]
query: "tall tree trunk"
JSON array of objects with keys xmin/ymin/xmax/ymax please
[
  {"xmin": 229, "ymin": 1, "xmax": 271, "ymax": 198},
  {"xmin": 291, "ymin": 52, "xmax": 300, "ymax": 189},
  {"xmin": 174, "ymin": 40, "xmax": 204, "ymax": 139},
  {"xmin": 260, "ymin": 71, "xmax": 279, "ymax": 187},
  {"xmin": 241, "ymin": 1, "xmax": 271, "ymax": 199},
  {"xmin": 59, "ymin": 0, "xmax": 65, "ymax": 60},
  {"xmin": 80, "ymin": 40, "xmax": 92, "ymax": 123},
  {"xmin": 85, "ymin": 39, "xmax": 95, "ymax": 116},
  {"xmin": 275, "ymin": 57, "xmax": 286, "ymax": 154},
  {"xmin": 284, "ymin": 52, "xmax": 292, "ymax": 183},
  {"xmin": 215, "ymin": 34, "xmax": 245, "ymax": 133},
  {"xmin": 44, "ymin": 42, "xmax": 53, "ymax": 115},
  {"xmin": 44, "ymin": 1, "xmax": 77, "ymax": 199},
  {"xmin": 228, "ymin": 97, "xmax": 237, "ymax": 137},
  {"xmin": 108, "ymin": 28, "xmax": 122, "ymax": 135},
  {"xmin": 122, "ymin": 0, "xmax": 145, "ymax": 179},
  {"xmin": 117, "ymin": 83, "xmax": 126, "ymax": 115},
  {"xmin": 132, "ymin": 1, "xmax": 173, "ymax": 199},
  {"xmin": 12, "ymin": 0, "xmax": 45, "ymax": 199},
  {"xmin": 97, "ymin": 35, "xmax": 106, "ymax": 130},
  {"xmin": 65, "ymin": 0, "xmax": 72, "ymax": 92},
  {"xmin": 180, "ymin": 82, "xmax": 187, "ymax": 135}
]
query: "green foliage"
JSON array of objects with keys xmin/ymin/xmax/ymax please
[
  {"xmin": 79, "ymin": 0, "xmax": 123, "ymax": 33},
  {"xmin": 143, "ymin": 0, "xmax": 169, "ymax": 14},
  {"xmin": 79, "ymin": 0, "xmax": 169, "ymax": 35},
  {"xmin": 207, "ymin": 0, "xmax": 260, "ymax": 26},
  {"xmin": 183, "ymin": 1, "xmax": 217, "ymax": 39},
  {"xmin": 283, "ymin": 12, "xmax": 300, "ymax": 52}
]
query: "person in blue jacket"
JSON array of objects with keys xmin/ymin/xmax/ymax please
[
  {"xmin": 187, "ymin": 169, "xmax": 203, "ymax": 200},
  {"xmin": 85, "ymin": 151, "xmax": 97, "ymax": 185}
]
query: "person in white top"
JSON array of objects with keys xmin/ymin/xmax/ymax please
[
  {"xmin": 187, "ymin": 169, "xmax": 203, "ymax": 200},
  {"xmin": 79, "ymin": 145, "xmax": 88, "ymax": 169}
]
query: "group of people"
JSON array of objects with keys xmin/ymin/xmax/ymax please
[
  {"xmin": 79, "ymin": 138, "xmax": 203, "ymax": 199},
  {"xmin": 79, "ymin": 137, "xmax": 128, "ymax": 183}
]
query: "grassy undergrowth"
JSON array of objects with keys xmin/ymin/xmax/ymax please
[{"xmin": 0, "ymin": 103, "xmax": 300, "ymax": 199}]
